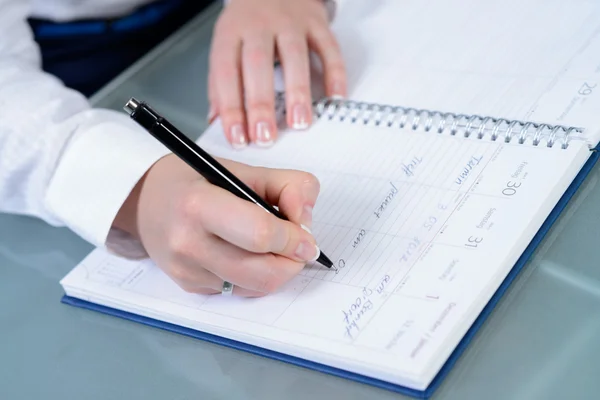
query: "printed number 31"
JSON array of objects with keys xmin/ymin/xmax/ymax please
[{"xmin": 465, "ymin": 236, "xmax": 483, "ymax": 248}]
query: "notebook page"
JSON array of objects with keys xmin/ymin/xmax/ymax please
[
  {"xmin": 330, "ymin": 0, "xmax": 600, "ymax": 144},
  {"xmin": 61, "ymin": 117, "xmax": 592, "ymax": 389}
]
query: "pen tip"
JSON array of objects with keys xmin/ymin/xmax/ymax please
[{"xmin": 317, "ymin": 252, "xmax": 335, "ymax": 270}]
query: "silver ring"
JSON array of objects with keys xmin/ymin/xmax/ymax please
[{"xmin": 221, "ymin": 281, "xmax": 234, "ymax": 296}]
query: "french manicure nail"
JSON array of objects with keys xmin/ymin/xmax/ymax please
[
  {"xmin": 295, "ymin": 241, "xmax": 320, "ymax": 262},
  {"xmin": 230, "ymin": 124, "xmax": 247, "ymax": 149},
  {"xmin": 292, "ymin": 104, "xmax": 309, "ymax": 130},
  {"xmin": 256, "ymin": 121, "xmax": 274, "ymax": 147}
]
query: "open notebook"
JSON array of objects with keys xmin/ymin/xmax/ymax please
[{"xmin": 60, "ymin": 0, "xmax": 600, "ymax": 398}]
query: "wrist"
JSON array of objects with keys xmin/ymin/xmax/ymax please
[
  {"xmin": 224, "ymin": 0, "xmax": 336, "ymax": 20},
  {"xmin": 112, "ymin": 170, "xmax": 147, "ymax": 240}
]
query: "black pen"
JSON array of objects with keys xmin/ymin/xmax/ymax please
[{"xmin": 123, "ymin": 98, "xmax": 336, "ymax": 271}]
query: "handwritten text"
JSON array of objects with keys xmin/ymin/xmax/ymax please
[
  {"xmin": 342, "ymin": 275, "xmax": 390, "ymax": 339},
  {"xmin": 352, "ymin": 229, "xmax": 367, "ymax": 249},
  {"xmin": 402, "ymin": 156, "xmax": 423, "ymax": 177},
  {"xmin": 374, "ymin": 182, "xmax": 398, "ymax": 219},
  {"xmin": 455, "ymin": 156, "xmax": 483, "ymax": 185},
  {"xmin": 343, "ymin": 287, "xmax": 374, "ymax": 339},
  {"xmin": 399, "ymin": 237, "xmax": 421, "ymax": 263}
]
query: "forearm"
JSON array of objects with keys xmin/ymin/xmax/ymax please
[{"xmin": 0, "ymin": 0, "xmax": 170, "ymax": 249}]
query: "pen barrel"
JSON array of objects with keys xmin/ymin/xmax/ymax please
[{"xmin": 134, "ymin": 107, "xmax": 287, "ymax": 221}]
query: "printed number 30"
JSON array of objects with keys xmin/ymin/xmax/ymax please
[{"xmin": 502, "ymin": 181, "xmax": 521, "ymax": 196}]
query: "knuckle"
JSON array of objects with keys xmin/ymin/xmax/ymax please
[
  {"xmin": 245, "ymin": 98, "xmax": 274, "ymax": 113},
  {"xmin": 286, "ymin": 83, "xmax": 311, "ymax": 100},
  {"xmin": 177, "ymin": 190, "xmax": 202, "ymax": 220},
  {"xmin": 307, "ymin": 2, "xmax": 330, "ymax": 21},
  {"xmin": 245, "ymin": 47, "xmax": 270, "ymax": 68},
  {"xmin": 277, "ymin": 16, "xmax": 295, "ymax": 30},
  {"xmin": 324, "ymin": 36, "xmax": 342, "ymax": 52},
  {"xmin": 281, "ymin": 39, "xmax": 306, "ymax": 58},
  {"xmin": 252, "ymin": 216, "xmax": 276, "ymax": 252},
  {"xmin": 219, "ymin": 106, "xmax": 244, "ymax": 123},
  {"xmin": 255, "ymin": 265, "xmax": 281, "ymax": 293},
  {"xmin": 326, "ymin": 64, "xmax": 347, "ymax": 86},
  {"xmin": 167, "ymin": 226, "xmax": 196, "ymax": 260},
  {"xmin": 316, "ymin": 33, "xmax": 343, "ymax": 56},
  {"xmin": 167, "ymin": 228, "xmax": 187, "ymax": 254},
  {"xmin": 327, "ymin": 62, "xmax": 347, "ymax": 77},
  {"xmin": 216, "ymin": 100, "xmax": 244, "ymax": 120},
  {"xmin": 213, "ymin": 17, "xmax": 233, "ymax": 38}
]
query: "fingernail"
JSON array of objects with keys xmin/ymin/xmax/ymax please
[
  {"xmin": 295, "ymin": 241, "xmax": 319, "ymax": 262},
  {"xmin": 301, "ymin": 224, "xmax": 312, "ymax": 234},
  {"xmin": 292, "ymin": 104, "xmax": 309, "ymax": 130},
  {"xmin": 230, "ymin": 124, "xmax": 247, "ymax": 149},
  {"xmin": 300, "ymin": 206, "xmax": 313, "ymax": 228},
  {"xmin": 256, "ymin": 122, "xmax": 274, "ymax": 147}
]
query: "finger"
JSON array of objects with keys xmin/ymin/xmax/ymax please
[
  {"xmin": 241, "ymin": 32, "xmax": 277, "ymax": 146},
  {"xmin": 170, "ymin": 256, "xmax": 266, "ymax": 297},
  {"xmin": 196, "ymin": 181, "xmax": 320, "ymax": 262},
  {"xmin": 199, "ymin": 233, "xmax": 306, "ymax": 294},
  {"xmin": 307, "ymin": 25, "xmax": 347, "ymax": 98},
  {"xmin": 276, "ymin": 31, "xmax": 312, "ymax": 130},
  {"xmin": 210, "ymin": 31, "xmax": 248, "ymax": 149},
  {"xmin": 165, "ymin": 260, "xmax": 220, "ymax": 295},
  {"xmin": 207, "ymin": 71, "xmax": 218, "ymax": 124},
  {"xmin": 221, "ymin": 160, "xmax": 320, "ymax": 228}
]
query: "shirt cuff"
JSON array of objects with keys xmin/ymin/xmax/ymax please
[{"xmin": 44, "ymin": 110, "xmax": 170, "ymax": 257}]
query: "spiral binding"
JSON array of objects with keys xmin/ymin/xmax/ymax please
[{"xmin": 310, "ymin": 97, "xmax": 584, "ymax": 149}]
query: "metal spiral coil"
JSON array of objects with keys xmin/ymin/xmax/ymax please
[{"xmin": 312, "ymin": 97, "xmax": 583, "ymax": 149}]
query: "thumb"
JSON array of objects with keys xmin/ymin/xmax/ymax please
[{"xmin": 197, "ymin": 181, "xmax": 321, "ymax": 263}]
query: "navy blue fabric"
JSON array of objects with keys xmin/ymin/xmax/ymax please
[{"xmin": 27, "ymin": 0, "xmax": 215, "ymax": 96}]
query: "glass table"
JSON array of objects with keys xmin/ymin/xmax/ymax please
[{"xmin": 2, "ymin": 3, "xmax": 600, "ymax": 399}]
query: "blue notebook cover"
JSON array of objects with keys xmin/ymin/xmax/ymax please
[{"xmin": 61, "ymin": 148, "xmax": 600, "ymax": 399}]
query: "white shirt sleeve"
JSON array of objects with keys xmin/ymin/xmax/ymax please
[{"xmin": 0, "ymin": 0, "xmax": 170, "ymax": 257}]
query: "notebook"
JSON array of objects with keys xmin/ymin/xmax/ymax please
[{"xmin": 60, "ymin": 0, "xmax": 600, "ymax": 398}]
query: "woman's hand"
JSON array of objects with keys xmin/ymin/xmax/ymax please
[
  {"xmin": 113, "ymin": 154, "xmax": 321, "ymax": 297},
  {"xmin": 208, "ymin": 0, "xmax": 346, "ymax": 148}
]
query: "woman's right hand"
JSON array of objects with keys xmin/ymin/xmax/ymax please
[{"xmin": 113, "ymin": 154, "xmax": 321, "ymax": 297}]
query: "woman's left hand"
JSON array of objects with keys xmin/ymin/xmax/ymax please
[{"xmin": 208, "ymin": 0, "xmax": 347, "ymax": 148}]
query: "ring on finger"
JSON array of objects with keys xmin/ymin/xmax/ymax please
[{"xmin": 221, "ymin": 281, "xmax": 234, "ymax": 296}]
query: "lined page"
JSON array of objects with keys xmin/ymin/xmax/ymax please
[{"xmin": 61, "ymin": 117, "xmax": 591, "ymax": 389}]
